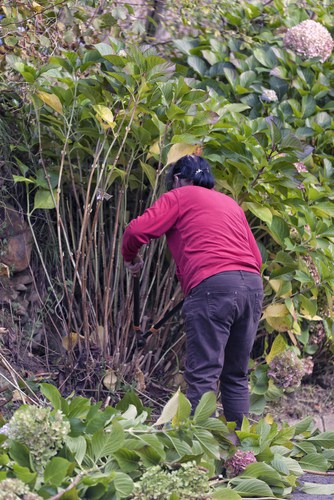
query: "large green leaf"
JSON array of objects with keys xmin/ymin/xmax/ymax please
[
  {"xmin": 12, "ymin": 464, "xmax": 37, "ymax": 484},
  {"xmin": 302, "ymin": 482, "xmax": 334, "ymax": 495},
  {"xmin": 140, "ymin": 161, "xmax": 157, "ymax": 189},
  {"xmin": 44, "ymin": 457, "xmax": 70, "ymax": 486},
  {"xmin": 243, "ymin": 202, "xmax": 272, "ymax": 225},
  {"xmin": 193, "ymin": 392, "xmax": 217, "ymax": 424},
  {"xmin": 65, "ymin": 436, "xmax": 87, "ymax": 466},
  {"xmin": 230, "ymin": 477, "xmax": 274, "ymax": 496},
  {"xmin": 113, "ymin": 449, "xmax": 140, "ymax": 472},
  {"xmin": 193, "ymin": 428, "xmax": 220, "ymax": 459},
  {"xmin": 307, "ymin": 432, "xmax": 334, "ymax": 449},
  {"xmin": 212, "ymin": 488, "xmax": 242, "ymax": 499},
  {"xmin": 299, "ymin": 452, "xmax": 329, "ymax": 472},
  {"xmin": 34, "ymin": 188, "xmax": 57, "ymax": 210},
  {"xmin": 91, "ymin": 422, "xmax": 125, "ymax": 461},
  {"xmin": 113, "ymin": 471, "xmax": 134, "ymax": 498}
]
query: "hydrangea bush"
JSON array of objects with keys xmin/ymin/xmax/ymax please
[{"xmin": 4, "ymin": 405, "xmax": 70, "ymax": 472}]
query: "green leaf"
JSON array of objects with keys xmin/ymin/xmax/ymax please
[
  {"xmin": 307, "ymin": 432, "xmax": 334, "ymax": 449},
  {"xmin": 9, "ymin": 441, "xmax": 31, "ymax": 469},
  {"xmin": 187, "ymin": 55, "xmax": 208, "ymax": 76},
  {"xmin": 193, "ymin": 392, "xmax": 216, "ymax": 424},
  {"xmin": 221, "ymin": 103, "xmax": 250, "ymax": 114},
  {"xmin": 40, "ymin": 383, "xmax": 63, "ymax": 411},
  {"xmin": 113, "ymin": 449, "xmax": 140, "ymax": 472},
  {"xmin": 241, "ymin": 462, "xmax": 284, "ymax": 484},
  {"xmin": 165, "ymin": 435, "xmax": 193, "ymax": 458},
  {"xmin": 212, "ymin": 488, "xmax": 242, "ymax": 499},
  {"xmin": 172, "ymin": 392, "xmax": 191, "ymax": 426},
  {"xmin": 140, "ymin": 161, "xmax": 157, "ymax": 189},
  {"xmin": 230, "ymin": 477, "xmax": 274, "ymax": 496},
  {"xmin": 299, "ymin": 452, "xmax": 329, "ymax": 472},
  {"xmin": 293, "ymin": 416, "xmax": 314, "ymax": 435},
  {"xmin": 249, "ymin": 394, "xmax": 266, "ymax": 415},
  {"xmin": 253, "ymin": 48, "xmax": 277, "ymax": 68},
  {"xmin": 65, "ymin": 436, "xmax": 87, "ymax": 466},
  {"xmin": 92, "ymin": 422, "xmax": 125, "ymax": 461},
  {"xmin": 34, "ymin": 189, "xmax": 56, "ymax": 210},
  {"xmin": 113, "ymin": 471, "xmax": 134, "ymax": 498},
  {"xmin": 302, "ymin": 482, "xmax": 334, "ymax": 495},
  {"xmin": 12, "ymin": 464, "xmax": 37, "ymax": 484},
  {"xmin": 193, "ymin": 428, "xmax": 220, "ymax": 459},
  {"xmin": 243, "ymin": 202, "xmax": 272, "ymax": 225},
  {"xmin": 44, "ymin": 457, "xmax": 70, "ymax": 487}
]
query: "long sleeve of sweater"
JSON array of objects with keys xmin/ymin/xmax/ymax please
[{"xmin": 122, "ymin": 191, "xmax": 179, "ymax": 262}]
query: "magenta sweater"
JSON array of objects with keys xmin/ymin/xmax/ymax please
[{"xmin": 122, "ymin": 186, "xmax": 262, "ymax": 296}]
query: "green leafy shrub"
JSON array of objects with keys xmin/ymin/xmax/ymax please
[{"xmin": 0, "ymin": 386, "xmax": 333, "ymax": 498}]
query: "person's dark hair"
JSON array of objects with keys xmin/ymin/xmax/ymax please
[{"xmin": 166, "ymin": 155, "xmax": 215, "ymax": 191}]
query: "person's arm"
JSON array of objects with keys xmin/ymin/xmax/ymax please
[{"xmin": 122, "ymin": 191, "xmax": 179, "ymax": 263}]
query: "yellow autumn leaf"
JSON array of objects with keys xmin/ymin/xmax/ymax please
[
  {"xmin": 93, "ymin": 105, "xmax": 115, "ymax": 128},
  {"xmin": 62, "ymin": 332, "xmax": 83, "ymax": 351},
  {"xmin": 32, "ymin": 1, "xmax": 43, "ymax": 12},
  {"xmin": 266, "ymin": 334, "xmax": 287, "ymax": 364},
  {"xmin": 149, "ymin": 141, "xmax": 160, "ymax": 155},
  {"xmin": 266, "ymin": 315, "xmax": 292, "ymax": 332},
  {"xmin": 103, "ymin": 369, "xmax": 118, "ymax": 391},
  {"xmin": 37, "ymin": 91, "xmax": 63, "ymax": 115},
  {"xmin": 264, "ymin": 414, "xmax": 274, "ymax": 425},
  {"xmin": 262, "ymin": 303, "xmax": 289, "ymax": 319},
  {"xmin": 166, "ymin": 143, "xmax": 200, "ymax": 165}
]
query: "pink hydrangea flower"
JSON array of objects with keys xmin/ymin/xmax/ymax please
[
  {"xmin": 284, "ymin": 20, "xmax": 334, "ymax": 62},
  {"xmin": 224, "ymin": 450, "xmax": 257, "ymax": 477},
  {"xmin": 294, "ymin": 162, "xmax": 308, "ymax": 173}
]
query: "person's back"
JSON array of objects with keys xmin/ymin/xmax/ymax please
[{"xmin": 165, "ymin": 185, "xmax": 261, "ymax": 295}]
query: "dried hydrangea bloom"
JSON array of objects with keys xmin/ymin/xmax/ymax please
[
  {"xmin": 294, "ymin": 161, "xmax": 308, "ymax": 173},
  {"xmin": 302, "ymin": 255, "xmax": 320, "ymax": 284},
  {"xmin": 302, "ymin": 356, "xmax": 314, "ymax": 376},
  {"xmin": 268, "ymin": 350, "xmax": 305, "ymax": 389},
  {"xmin": 261, "ymin": 89, "xmax": 278, "ymax": 102},
  {"xmin": 224, "ymin": 450, "xmax": 256, "ymax": 477},
  {"xmin": 284, "ymin": 20, "xmax": 334, "ymax": 62},
  {"xmin": 310, "ymin": 321, "xmax": 326, "ymax": 345}
]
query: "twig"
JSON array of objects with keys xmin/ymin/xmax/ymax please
[
  {"xmin": 302, "ymin": 469, "xmax": 334, "ymax": 476},
  {"xmin": 48, "ymin": 469, "xmax": 94, "ymax": 500}
]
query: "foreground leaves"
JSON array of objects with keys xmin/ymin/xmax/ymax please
[{"xmin": 1, "ymin": 386, "xmax": 334, "ymax": 498}]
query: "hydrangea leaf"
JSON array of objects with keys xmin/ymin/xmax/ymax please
[{"xmin": 44, "ymin": 457, "xmax": 70, "ymax": 486}]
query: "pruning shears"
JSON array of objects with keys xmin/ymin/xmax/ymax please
[{"xmin": 133, "ymin": 276, "xmax": 184, "ymax": 348}]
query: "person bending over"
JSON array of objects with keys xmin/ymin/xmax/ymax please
[{"xmin": 122, "ymin": 155, "xmax": 263, "ymax": 428}]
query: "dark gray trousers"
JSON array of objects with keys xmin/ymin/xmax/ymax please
[{"xmin": 182, "ymin": 271, "xmax": 263, "ymax": 428}]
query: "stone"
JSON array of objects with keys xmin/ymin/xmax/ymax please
[{"xmin": 0, "ymin": 204, "xmax": 33, "ymax": 272}]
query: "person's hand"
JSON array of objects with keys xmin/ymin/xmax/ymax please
[{"xmin": 124, "ymin": 255, "xmax": 144, "ymax": 275}]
